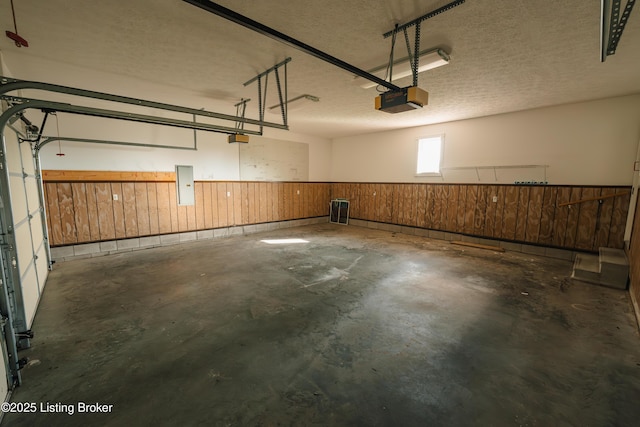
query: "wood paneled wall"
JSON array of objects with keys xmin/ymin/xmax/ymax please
[
  {"xmin": 628, "ymin": 194, "xmax": 640, "ymax": 324},
  {"xmin": 331, "ymin": 183, "xmax": 630, "ymax": 252},
  {"xmin": 44, "ymin": 181, "xmax": 331, "ymax": 246}
]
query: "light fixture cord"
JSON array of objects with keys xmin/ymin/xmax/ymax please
[{"xmin": 10, "ymin": 0, "xmax": 18, "ymax": 33}]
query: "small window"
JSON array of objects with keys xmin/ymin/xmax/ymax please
[{"xmin": 416, "ymin": 135, "xmax": 444, "ymax": 176}]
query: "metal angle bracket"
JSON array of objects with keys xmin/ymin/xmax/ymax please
[
  {"xmin": 243, "ymin": 57, "xmax": 290, "ymax": 130},
  {"xmin": 601, "ymin": 0, "xmax": 637, "ymax": 60},
  {"xmin": 382, "ymin": 0, "xmax": 465, "ymax": 88}
]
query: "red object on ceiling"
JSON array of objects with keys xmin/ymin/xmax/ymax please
[{"xmin": 6, "ymin": 30, "xmax": 29, "ymax": 47}]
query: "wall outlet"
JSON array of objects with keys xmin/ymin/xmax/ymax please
[
  {"xmin": 297, "ymin": 190, "xmax": 300, "ymax": 195},
  {"xmin": 492, "ymin": 196, "xmax": 498, "ymax": 203},
  {"xmin": 227, "ymin": 191, "xmax": 231, "ymax": 197},
  {"xmin": 113, "ymin": 194, "xmax": 118, "ymax": 201}
]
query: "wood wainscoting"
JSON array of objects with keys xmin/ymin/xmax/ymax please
[
  {"xmin": 331, "ymin": 183, "xmax": 630, "ymax": 252},
  {"xmin": 43, "ymin": 174, "xmax": 331, "ymax": 246}
]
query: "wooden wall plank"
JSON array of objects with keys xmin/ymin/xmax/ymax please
[
  {"xmin": 272, "ymin": 183, "xmax": 281, "ymax": 221},
  {"xmin": 156, "ymin": 183, "xmax": 172, "ymax": 234},
  {"xmin": 281, "ymin": 183, "xmax": 288, "ymax": 220},
  {"xmin": 514, "ymin": 187, "xmax": 529, "ymax": 242},
  {"xmin": 537, "ymin": 187, "xmax": 557, "ymax": 245},
  {"xmin": 167, "ymin": 182, "xmax": 179, "ymax": 233},
  {"xmin": 93, "ymin": 183, "xmax": 115, "ymax": 241},
  {"xmin": 266, "ymin": 183, "xmax": 274, "ymax": 222},
  {"xmin": 194, "ymin": 182, "xmax": 205, "ymax": 230},
  {"xmin": 240, "ymin": 183, "xmax": 249, "ymax": 224},
  {"xmin": 360, "ymin": 184, "xmax": 370, "ymax": 221},
  {"xmin": 371, "ymin": 184, "xmax": 380, "ymax": 222},
  {"xmin": 627, "ymin": 194, "xmax": 640, "ymax": 318},
  {"xmin": 71, "ymin": 183, "xmax": 90, "ymax": 243},
  {"xmin": 416, "ymin": 185, "xmax": 427, "ymax": 228},
  {"xmin": 563, "ymin": 187, "xmax": 583, "ymax": 248},
  {"xmin": 294, "ymin": 183, "xmax": 303, "ymax": 219},
  {"xmin": 210, "ymin": 183, "xmax": 220, "ymax": 228},
  {"xmin": 57, "ymin": 183, "xmax": 77, "ymax": 244},
  {"xmin": 524, "ymin": 186, "xmax": 544, "ymax": 243},
  {"xmin": 135, "ymin": 182, "xmax": 150, "ymax": 236},
  {"xmin": 185, "ymin": 203, "xmax": 196, "ymax": 231},
  {"xmin": 455, "ymin": 185, "xmax": 467, "ymax": 233},
  {"xmin": 445, "ymin": 185, "xmax": 459, "ymax": 232},
  {"xmin": 226, "ymin": 183, "xmax": 234, "ymax": 224},
  {"xmin": 85, "ymin": 183, "xmax": 101, "ymax": 242},
  {"xmin": 379, "ymin": 184, "xmax": 387, "ymax": 223},
  {"xmin": 217, "ymin": 183, "xmax": 228, "ymax": 227},
  {"xmin": 492, "ymin": 186, "xmax": 506, "ymax": 239},
  {"xmin": 111, "ymin": 183, "xmax": 126, "ymax": 239},
  {"xmin": 277, "ymin": 183, "xmax": 285, "ymax": 221},
  {"xmin": 43, "ymin": 170, "xmax": 175, "ymax": 182},
  {"xmin": 147, "ymin": 183, "xmax": 159, "ymax": 236},
  {"xmin": 464, "ymin": 185, "xmax": 477, "ymax": 234},
  {"xmin": 593, "ymin": 187, "xmax": 616, "ymax": 250},
  {"xmin": 574, "ymin": 187, "xmax": 599, "ymax": 250},
  {"xmin": 408, "ymin": 185, "xmax": 419, "ymax": 226},
  {"xmin": 202, "ymin": 182, "xmax": 213, "ymax": 229},
  {"xmin": 608, "ymin": 189, "xmax": 631, "ymax": 249},
  {"xmin": 501, "ymin": 186, "xmax": 518, "ymax": 240},
  {"xmin": 484, "ymin": 185, "xmax": 497, "ymax": 237},
  {"xmin": 302, "ymin": 183, "xmax": 309, "ymax": 219},
  {"xmin": 474, "ymin": 185, "xmax": 487, "ymax": 236},
  {"xmin": 393, "ymin": 184, "xmax": 402, "ymax": 224},
  {"xmin": 243, "ymin": 182, "xmax": 258, "ymax": 224},
  {"xmin": 423, "ymin": 185, "xmax": 433, "ymax": 228},
  {"xmin": 552, "ymin": 187, "xmax": 572, "ymax": 247},
  {"xmin": 233, "ymin": 182, "xmax": 243, "ymax": 225},
  {"xmin": 398, "ymin": 184, "xmax": 408, "ymax": 225},
  {"xmin": 372, "ymin": 184, "xmax": 381, "ymax": 222},
  {"xmin": 121, "ymin": 183, "xmax": 139, "ymax": 237}
]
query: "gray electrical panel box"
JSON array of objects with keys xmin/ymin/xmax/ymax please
[{"xmin": 176, "ymin": 165, "xmax": 194, "ymax": 206}]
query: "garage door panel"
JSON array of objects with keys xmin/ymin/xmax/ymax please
[
  {"xmin": 20, "ymin": 142, "xmax": 35, "ymax": 175},
  {"xmin": 35, "ymin": 245, "xmax": 49, "ymax": 293},
  {"xmin": 26, "ymin": 178, "xmax": 41, "ymax": 214},
  {"xmin": 4, "ymin": 136, "xmax": 22, "ymax": 173},
  {"xmin": 30, "ymin": 214, "xmax": 45, "ymax": 244},
  {"xmin": 9, "ymin": 176, "xmax": 28, "ymax": 221},
  {"xmin": 21, "ymin": 267, "xmax": 40, "ymax": 328},
  {"xmin": 15, "ymin": 223, "xmax": 34, "ymax": 279}
]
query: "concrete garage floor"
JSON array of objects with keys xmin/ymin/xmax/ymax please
[{"xmin": 4, "ymin": 223, "xmax": 640, "ymax": 426}]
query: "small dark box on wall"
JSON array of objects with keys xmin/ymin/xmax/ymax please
[{"xmin": 330, "ymin": 199, "xmax": 349, "ymax": 224}]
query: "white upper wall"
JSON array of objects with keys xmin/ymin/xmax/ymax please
[
  {"xmin": 331, "ymin": 94, "xmax": 640, "ymax": 186},
  {"xmin": 3, "ymin": 50, "xmax": 638, "ymax": 185},
  {"xmin": 1, "ymin": 51, "xmax": 332, "ymax": 181}
]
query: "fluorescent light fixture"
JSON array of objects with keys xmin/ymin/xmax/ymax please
[
  {"xmin": 268, "ymin": 94, "xmax": 319, "ymax": 112},
  {"xmin": 354, "ymin": 48, "xmax": 450, "ymax": 89},
  {"xmin": 260, "ymin": 238, "xmax": 309, "ymax": 244}
]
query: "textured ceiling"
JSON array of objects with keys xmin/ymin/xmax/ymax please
[{"xmin": 1, "ymin": 0, "xmax": 639, "ymax": 139}]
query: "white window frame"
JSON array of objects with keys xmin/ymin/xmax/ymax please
[{"xmin": 415, "ymin": 134, "xmax": 444, "ymax": 177}]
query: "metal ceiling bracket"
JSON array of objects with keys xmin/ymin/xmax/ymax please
[
  {"xmin": 383, "ymin": 0, "xmax": 466, "ymax": 38},
  {"xmin": 233, "ymin": 98, "xmax": 250, "ymax": 133},
  {"xmin": 382, "ymin": 0, "xmax": 465, "ymax": 88},
  {"xmin": 182, "ymin": 0, "xmax": 402, "ymax": 91},
  {"xmin": 243, "ymin": 58, "xmax": 290, "ymax": 130},
  {"xmin": 601, "ymin": 0, "xmax": 637, "ymax": 60}
]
